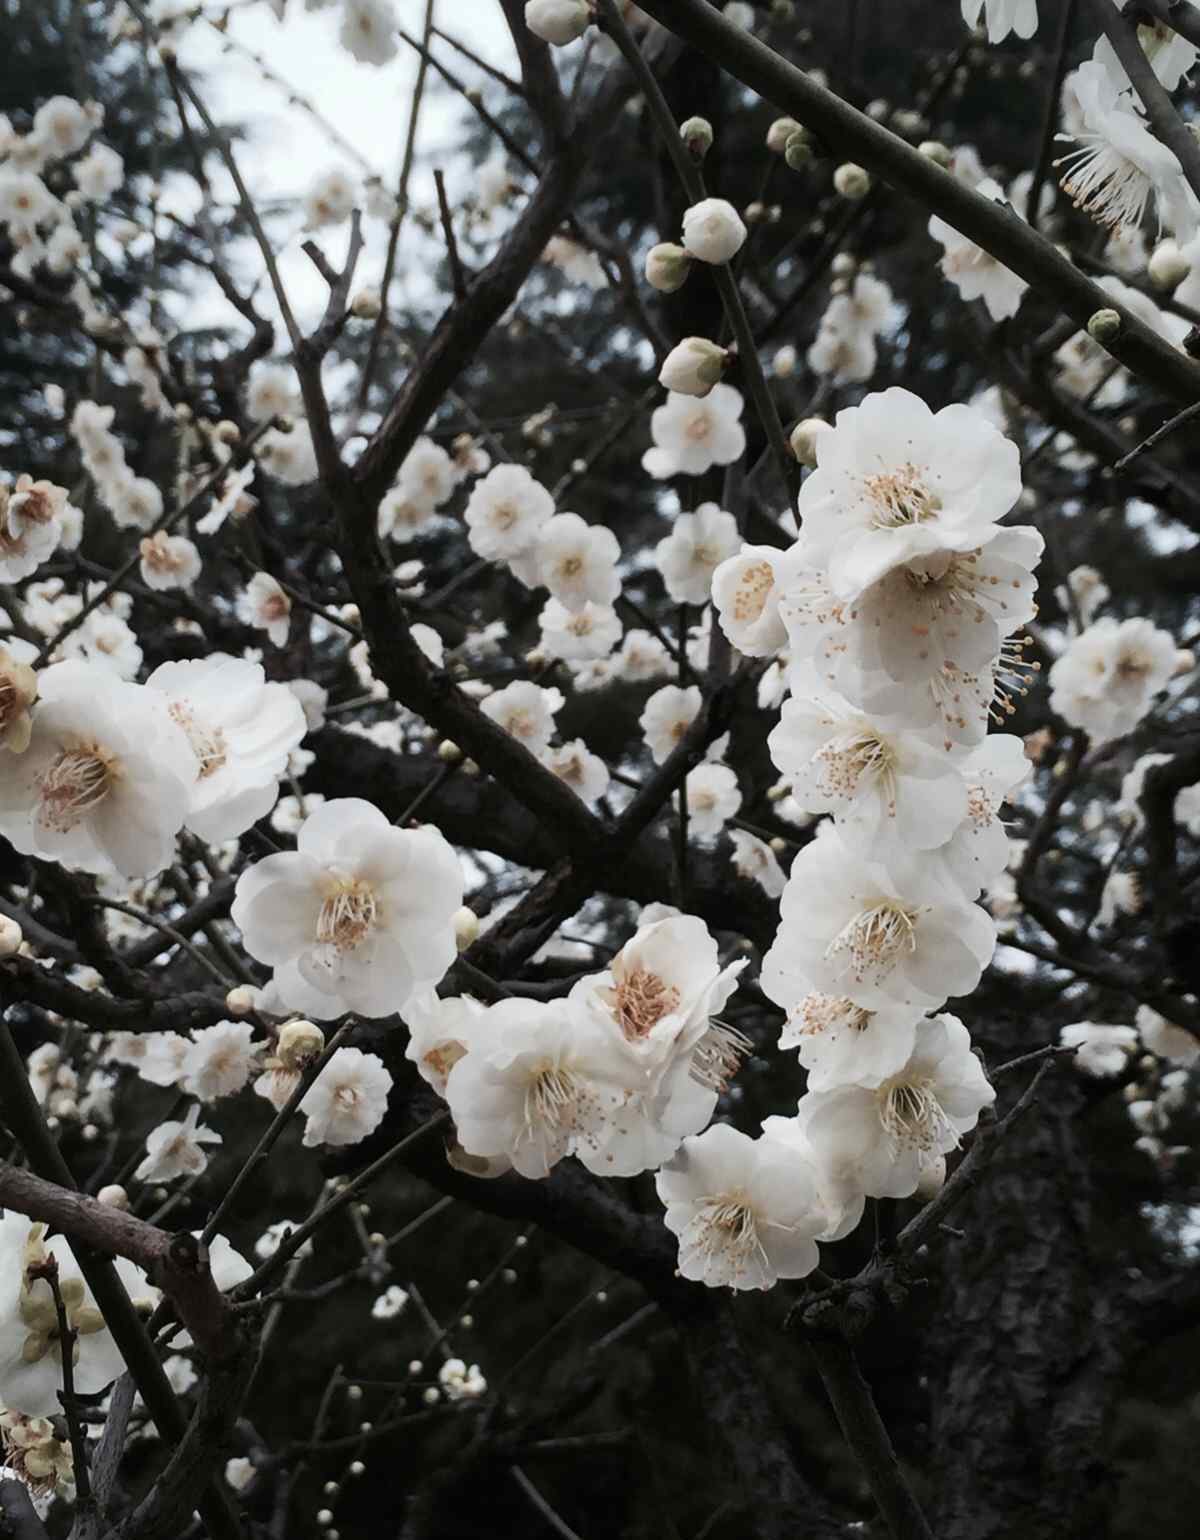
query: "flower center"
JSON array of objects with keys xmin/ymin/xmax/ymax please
[
  {"xmin": 317, "ymin": 880, "xmax": 378, "ymax": 952},
  {"xmin": 732, "ymin": 561, "xmax": 774, "ymax": 623},
  {"xmin": 877, "ymin": 1076, "xmax": 956, "ymax": 1154},
  {"xmin": 609, "ymin": 966, "xmax": 680, "ymax": 1040},
  {"xmin": 168, "ymin": 701, "xmax": 228, "ymax": 781},
  {"xmin": 862, "ymin": 464, "xmax": 940, "ymax": 530},
  {"xmin": 36, "ymin": 743, "xmax": 115, "ymax": 832},
  {"xmin": 491, "ymin": 500, "xmax": 519, "ymax": 530},
  {"xmin": 825, "ymin": 901, "xmax": 919, "ymax": 986},
  {"xmin": 692, "ymin": 1194, "xmax": 767, "ymax": 1277},
  {"xmin": 1057, "ymin": 137, "xmax": 1150, "ymax": 233},
  {"xmin": 685, "ymin": 413, "xmax": 712, "ymax": 442},
  {"xmin": 559, "ymin": 554, "xmax": 584, "ymax": 578},
  {"xmin": 816, "ymin": 726, "xmax": 897, "ymax": 805},
  {"xmin": 791, "ymin": 993, "xmax": 872, "ymax": 1037},
  {"xmin": 690, "ymin": 1021, "xmax": 752, "ymax": 1091}
]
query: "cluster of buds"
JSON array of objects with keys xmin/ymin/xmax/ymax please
[{"xmin": 0, "ymin": 1409, "xmax": 74, "ymax": 1501}]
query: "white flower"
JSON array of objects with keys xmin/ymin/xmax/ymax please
[
  {"xmin": 372, "ymin": 1284, "xmax": 409, "ymax": 1320},
  {"xmin": 658, "ymin": 337, "xmax": 728, "ymax": 398},
  {"xmin": 525, "ymin": 0, "xmax": 591, "ymax": 46},
  {"xmin": 542, "ymin": 235, "xmax": 607, "ymax": 288},
  {"xmin": 0, "ymin": 661, "xmax": 196, "ymax": 878},
  {"xmin": 711, "ymin": 544, "xmax": 803, "ymax": 657},
  {"xmin": 72, "ymin": 143, "xmax": 122, "ymax": 201},
  {"xmin": 796, "ymin": 387, "xmax": 1022, "ymax": 602},
  {"xmin": 797, "ymin": 1013, "xmax": 994, "ymax": 1199},
  {"xmin": 1056, "ymin": 61, "xmax": 1197, "ymax": 242},
  {"xmin": 681, "ymin": 198, "xmax": 747, "ymax": 264},
  {"xmin": 640, "ymin": 683, "xmax": 701, "ymax": 764},
  {"xmin": 522, "ymin": 512, "xmax": 620, "ymax": 611},
  {"xmin": 139, "ymin": 531, "xmax": 201, "ymax": 592},
  {"xmin": 438, "ymin": 1358, "xmax": 487, "ymax": 1399},
  {"xmin": 0, "ymin": 644, "xmax": 38, "ymax": 752},
  {"xmin": 480, "ymin": 680, "xmax": 562, "ymax": 755},
  {"xmin": 807, "ymin": 294, "xmax": 878, "ymax": 384},
  {"xmin": 1136, "ymin": 1004, "xmax": 1199, "ymax": 1067},
  {"xmin": 128, "ymin": 1031, "xmax": 190, "ymax": 1087},
  {"xmin": 1060, "ymin": 1021, "xmax": 1138, "ymax": 1077},
  {"xmin": 542, "ymin": 739, "xmax": 610, "ymax": 806},
  {"xmin": 655, "ymin": 503, "xmax": 740, "ymax": 606},
  {"xmin": 0, "ymin": 1214, "xmax": 155, "ymax": 1418},
  {"xmin": 931, "ymin": 733, "xmax": 1029, "ymax": 899},
  {"xmin": 655, "ymin": 1123, "xmax": 828, "ymax": 1290},
  {"xmin": 303, "ymin": 166, "xmax": 357, "ymax": 229},
  {"xmin": 339, "ymin": 0, "xmax": 398, "ymax": 65},
  {"xmin": 287, "ymin": 678, "xmax": 328, "ymax": 733},
  {"xmin": 961, "ymin": 0, "xmax": 1037, "ymax": 44},
  {"xmin": 776, "ymin": 992, "xmax": 925, "ymax": 1093},
  {"xmin": 0, "ymin": 493, "xmax": 61, "ymax": 582},
  {"xmin": 686, "ymin": 763, "xmax": 741, "ymax": 838},
  {"xmin": 1094, "ymin": 19, "xmax": 1197, "ymax": 95},
  {"xmin": 614, "ymin": 628, "xmax": 672, "ymax": 682},
  {"xmin": 763, "ymin": 824, "xmax": 996, "ymax": 1014},
  {"xmin": 768, "ymin": 687, "xmax": 970, "ymax": 854},
  {"xmin": 60, "ymin": 610, "xmax": 142, "ymax": 680},
  {"xmin": 32, "ymin": 95, "xmax": 93, "ymax": 157},
  {"xmin": 246, "ymin": 363, "xmax": 299, "ymax": 424},
  {"xmin": 148, "ymin": 656, "xmax": 307, "ymax": 841},
  {"xmin": 404, "ymin": 990, "xmax": 490, "ymax": 1094},
  {"xmin": 232, "ymin": 797, "xmax": 463, "ymax": 1019},
  {"xmin": 929, "ymin": 179, "xmax": 1028, "ymax": 320},
  {"xmin": 300, "ymin": 1046, "xmax": 392, "ymax": 1146},
  {"xmin": 261, "ymin": 422, "xmax": 320, "ymax": 486},
  {"xmin": 728, "ymin": 829, "xmax": 786, "ymax": 897},
  {"xmin": 1049, "ymin": 617, "xmax": 1180, "ymax": 743},
  {"xmin": 182, "ymin": 1020, "xmax": 260, "ymax": 1101},
  {"xmin": 538, "ymin": 598, "xmax": 621, "ymax": 661},
  {"xmin": 237, "ymin": 572, "xmax": 291, "ymax": 648},
  {"xmin": 464, "ymin": 464, "xmax": 555, "ymax": 562},
  {"xmin": 225, "ymin": 1457, "xmax": 255, "ymax": 1492},
  {"xmin": 0, "ymin": 171, "xmax": 56, "ymax": 236},
  {"xmin": 378, "ymin": 485, "xmax": 436, "ymax": 540},
  {"xmin": 398, "ymin": 437, "xmax": 456, "ymax": 511},
  {"xmin": 642, "ymin": 385, "xmax": 746, "ymax": 479},
  {"xmin": 135, "ymin": 1103, "xmax": 221, "ymax": 1182},
  {"xmin": 444, "ymin": 999, "xmax": 630, "ymax": 1179}
]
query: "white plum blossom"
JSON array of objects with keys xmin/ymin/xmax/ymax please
[
  {"xmin": 135, "ymin": 1103, "xmax": 221, "ymax": 1182},
  {"xmin": 640, "ymin": 684, "xmax": 701, "ymax": 764},
  {"xmin": 246, "ymin": 363, "xmax": 299, "ymax": 424},
  {"xmin": 1136, "ymin": 1004, "xmax": 1200, "ymax": 1067},
  {"xmin": 961, "ymin": 0, "xmax": 1038, "ymax": 45},
  {"xmin": 615, "ymin": 628, "xmax": 672, "ymax": 681},
  {"xmin": 763, "ymin": 824, "xmax": 996, "ymax": 1014},
  {"xmin": 404, "ymin": 990, "xmax": 490, "ymax": 1094},
  {"xmin": 542, "ymin": 235, "xmax": 607, "ymax": 288},
  {"xmin": 0, "ymin": 661, "xmax": 196, "ymax": 878},
  {"xmin": 0, "ymin": 1214, "xmax": 155, "ymax": 1418},
  {"xmin": 147, "ymin": 655, "xmax": 307, "ymax": 842},
  {"xmin": 728, "ymin": 829, "xmax": 786, "ymax": 897},
  {"xmin": 232, "ymin": 797, "xmax": 463, "ymax": 1019},
  {"xmin": 397, "ymin": 436, "xmax": 456, "ymax": 512},
  {"xmin": 656, "ymin": 503, "xmax": 740, "ymax": 605},
  {"xmin": 711, "ymin": 544, "xmax": 803, "ymax": 657},
  {"xmin": 300, "ymin": 1046, "xmax": 392, "ymax": 1146},
  {"xmin": 339, "ymin": 0, "xmax": 398, "ymax": 65},
  {"xmin": 929, "ymin": 179, "xmax": 1028, "ymax": 320},
  {"xmin": 480, "ymin": 679, "xmax": 562, "ymax": 755},
  {"xmin": 655, "ymin": 1123, "xmax": 828, "ymax": 1290},
  {"xmin": 542, "ymin": 739, "xmax": 611, "ymax": 806},
  {"xmin": 372, "ymin": 1285, "xmax": 409, "ymax": 1320},
  {"xmin": 182, "ymin": 1020, "xmax": 260, "ymax": 1101},
  {"xmin": 1060, "ymin": 1021, "xmax": 1139, "ymax": 1077},
  {"xmin": 139, "ymin": 531, "xmax": 201, "ymax": 592},
  {"xmin": 796, "ymin": 1013, "xmax": 994, "ymax": 1199},
  {"xmin": 519, "ymin": 512, "xmax": 620, "ymax": 611},
  {"xmin": 303, "ymin": 166, "xmax": 357, "ymax": 229},
  {"xmin": 642, "ymin": 386, "xmax": 746, "ymax": 479},
  {"xmin": 464, "ymin": 463, "xmax": 555, "ymax": 562},
  {"xmin": 237, "ymin": 572, "xmax": 291, "ymax": 648},
  {"xmin": 932, "ymin": 733, "xmax": 1030, "ymax": 899},
  {"xmin": 539, "ymin": 599, "xmax": 621, "ymax": 662},
  {"xmin": 685, "ymin": 763, "xmax": 741, "ymax": 838},
  {"xmin": 1049, "ymin": 616, "xmax": 1182, "ymax": 743},
  {"xmin": 776, "ymin": 991, "xmax": 925, "ymax": 1094},
  {"xmin": 681, "ymin": 198, "xmax": 747, "ymax": 265}
]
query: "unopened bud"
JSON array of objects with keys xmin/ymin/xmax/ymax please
[
  {"xmin": 273, "ymin": 414, "xmax": 295, "ymax": 434},
  {"xmin": 918, "ymin": 139, "xmax": 953, "ymax": 168},
  {"xmin": 1087, "ymin": 308, "xmax": 1122, "ymax": 345},
  {"xmin": 214, "ymin": 419, "xmax": 241, "ymax": 444},
  {"xmin": 0, "ymin": 916, "xmax": 22, "ymax": 959},
  {"xmin": 833, "ymin": 162, "xmax": 871, "ymax": 200},
  {"xmin": 1149, "ymin": 239, "xmax": 1192, "ymax": 290},
  {"xmin": 351, "ymin": 287, "xmax": 382, "ymax": 319},
  {"xmin": 658, "ymin": 336, "xmax": 729, "ymax": 397},
  {"xmin": 453, "ymin": 906, "xmax": 480, "ymax": 951},
  {"xmin": 98, "ymin": 1184, "xmax": 130, "ymax": 1210},
  {"xmin": 437, "ymin": 739, "xmax": 463, "ymax": 763},
  {"xmin": 784, "ymin": 129, "xmax": 814, "ymax": 170},
  {"xmin": 644, "ymin": 242, "xmax": 692, "ymax": 294},
  {"xmin": 789, "ymin": 416, "xmax": 830, "ymax": 466},
  {"xmin": 277, "ymin": 1019, "xmax": 324, "ymax": 1069},
  {"xmin": 225, "ymin": 985, "xmax": 256, "ymax": 1016},
  {"xmin": 680, "ymin": 116, "xmax": 713, "ymax": 157},
  {"xmin": 767, "ymin": 116, "xmax": 803, "ymax": 154}
]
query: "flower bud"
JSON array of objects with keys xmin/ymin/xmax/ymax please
[
  {"xmin": 277, "ymin": 1019, "xmax": 325, "ymax": 1069},
  {"xmin": 772, "ymin": 343, "xmax": 797, "ymax": 378},
  {"xmin": 681, "ymin": 197, "xmax": 747, "ymax": 264},
  {"xmin": 789, "ymin": 416, "xmax": 831, "ymax": 466},
  {"xmin": 658, "ymin": 336, "xmax": 729, "ymax": 397},
  {"xmin": 766, "ymin": 116, "xmax": 802, "ymax": 153},
  {"xmin": 918, "ymin": 139, "xmax": 953, "ymax": 168},
  {"xmin": 225, "ymin": 984, "xmax": 257, "ymax": 1016},
  {"xmin": 98, "ymin": 1184, "xmax": 130, "ymax": 1210},
  {"xmin": 833, "ymin": 162, "xmax": 872, "ymax": 200},
  {"xmin": 1149, "ymin": 239, "xmax": 1192, "ymax": 290},
  {"xmin": 350, "ymin": 286, "xmax": 382, "ymax": 319},
  {"xmin": 1087, "ymin": 308, "xmax": 1122, "ymax": 345},
  {"xmin": 214, "ymin": 419, "xmax": 241, "ymax": 444},
  {"xmin": 453, "ymin": 906, "xmax": 480, "ymax": 951},
  {"xmin": 0, "ymin": 916, "xmax": 22, "ymax": 959},
  {"xmin": 644, "ymin": 241, "xmax": 692, "ymax": 293},
  {"xmin": 524, "ymin": 0, "xmax": 590, "ymax": 46},
  {"xmin": 680, "ymin": 116, "xmax": 713, "ymax": 158},
  {"xmin": 437, "ymin": 739, "xmax": 463, "ymax": 763},
  {"xmin": 784, "ymin": 129, "xmax": 815, "ymax": 170}
]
